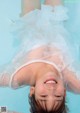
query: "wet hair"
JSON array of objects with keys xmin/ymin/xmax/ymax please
[{"xmin": 28, "ymin": 94, "xmax": 69, "ymax": 113}]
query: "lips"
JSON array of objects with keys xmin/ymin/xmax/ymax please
[{"xmin": 44, "ymin": 78, "xmax": 57, "ymax": 84}]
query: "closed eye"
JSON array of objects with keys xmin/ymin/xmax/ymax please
[
  {"xmin": 55, "ymin": 95, "xmax": 63, "ymax": 101},
  {"xmin": 40, "ymin": 95, "xmax": 48, "ymax": 97},
  {"xmin": 39, "ymin": 95, "xmax": 48, "ymax": 100}
]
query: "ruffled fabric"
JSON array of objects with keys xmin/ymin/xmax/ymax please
[
  {"xmin": 11, "ymin": 5, "xmax": 71, "ymax": 70},
  {"xmin": 11, "ymin": 5, "xmax": 68, "ymax": 46},
  {"xmin": 0, "ymin": 5, "xmax": 80, "ymax": 89},
  {"xmin": 11, "ymin": 5, "xmax": 67, "ymax": 67}
]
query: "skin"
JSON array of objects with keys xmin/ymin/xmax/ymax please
[
  {"xmin": 45, "ymin": 0, "xmax": 63, "ymax": 6},
  {"xmin": 0, "ymin": 0, "xmax": 80, "ymax": 112},
  {"xmin": 9, "ymin": 62, "xmax": 66, "ymax": 111},
  {"xmin": 11, "ymin": 2, "xmax": 80, "ymax": 112},
  {"xmin": 20, "ymin": 0, "xmax": 41, "ymax": 16},
  {"xmin": 29, "ymin": 63, "xmax": 66, "ymax": 111}
]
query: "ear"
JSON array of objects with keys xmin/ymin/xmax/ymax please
[{"xmin": 30, "ymin": 86, "xmax": 35, "ymax": 96}]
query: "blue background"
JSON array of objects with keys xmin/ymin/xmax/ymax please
[{"xmin": 0, "ymin": 0, "xmax": 80, "ymax": 113}]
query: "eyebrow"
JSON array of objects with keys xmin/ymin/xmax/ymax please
[{"xmin": 38, "ymin": 98, "xmax": 47, "ymax": 101}]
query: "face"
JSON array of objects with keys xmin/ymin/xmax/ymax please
[{"xmin": 30, "ymin": 67, "xmax": 66, "ymax": 111}]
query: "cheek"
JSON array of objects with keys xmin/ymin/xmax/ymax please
[
  {"xmin": 36, "ymin": 84, "xmax": 46, "ymax": 94},
  {"xmin": 56, "ymin": 82, "xmax": 65, "ymax": 95}
]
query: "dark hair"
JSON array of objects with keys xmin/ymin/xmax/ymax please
[{"xmin": 28, "ymin": 94, "xmax": 69, "ymax": 113}]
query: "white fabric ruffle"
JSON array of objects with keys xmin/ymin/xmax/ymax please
[
  {"xmin": 11, "ymin": 5, "xmax": 71, "ymax": 71},
  {"xmin": 0, "ymin": 5, "xmax": 80, "ymax": 89}
]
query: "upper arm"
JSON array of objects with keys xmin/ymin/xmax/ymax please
[
  {"xmin": 62, "ymin": 68, "xmax": 80, "ymax": 94},
  {"xmin": 10, "ymin": 65, "xmax": 32, "ymax": 89}
]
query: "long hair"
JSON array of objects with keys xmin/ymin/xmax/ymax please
[{"xmin": 28, "ymin": 94, "xmax": 69, "ymax": 113}]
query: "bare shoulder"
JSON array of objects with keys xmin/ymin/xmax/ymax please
[{"xmin": 12, "ymin": 64, "xmax": 34, "ymax": 86}]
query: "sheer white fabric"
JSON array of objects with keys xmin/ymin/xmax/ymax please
[{"xmin": 0, "ymin": 5, "xmax": 80, "ymax": 89}]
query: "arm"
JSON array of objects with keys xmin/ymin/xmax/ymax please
[
  {"xmin": 20, "ymin": 0, "xmax": 41, "ymax": 16},
  {"xmin": 62, "ymin": 68, "xmax": 80, "ymax": 94},
  {"xmin": 0, "ymin": 73, "xmax": 11, "ymax": 87},
  {"xmin": 10, "ymin": 65, "xmax": 32, "ymax": 88},
  {"xmin": 0, "ymin": 65, "xmax": 32, "ymax": 89}
]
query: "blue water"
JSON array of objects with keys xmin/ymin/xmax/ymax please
[{"xmin": 0, "ymin": 0, "xmax": 80, "ymax": 113}]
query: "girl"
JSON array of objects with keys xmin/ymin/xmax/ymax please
[{"xmin": 0, "ymin": 0, "xmax": 80, "ymax": 113}]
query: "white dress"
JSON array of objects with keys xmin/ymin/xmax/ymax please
[{"xmin": 0, "ymin": 5, "xmax": 80, "ymax": 89}]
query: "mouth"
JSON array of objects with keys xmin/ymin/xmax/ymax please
[{"xmin": 44, "ymin": 78, "xmax": 57, "ymax": 84}]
